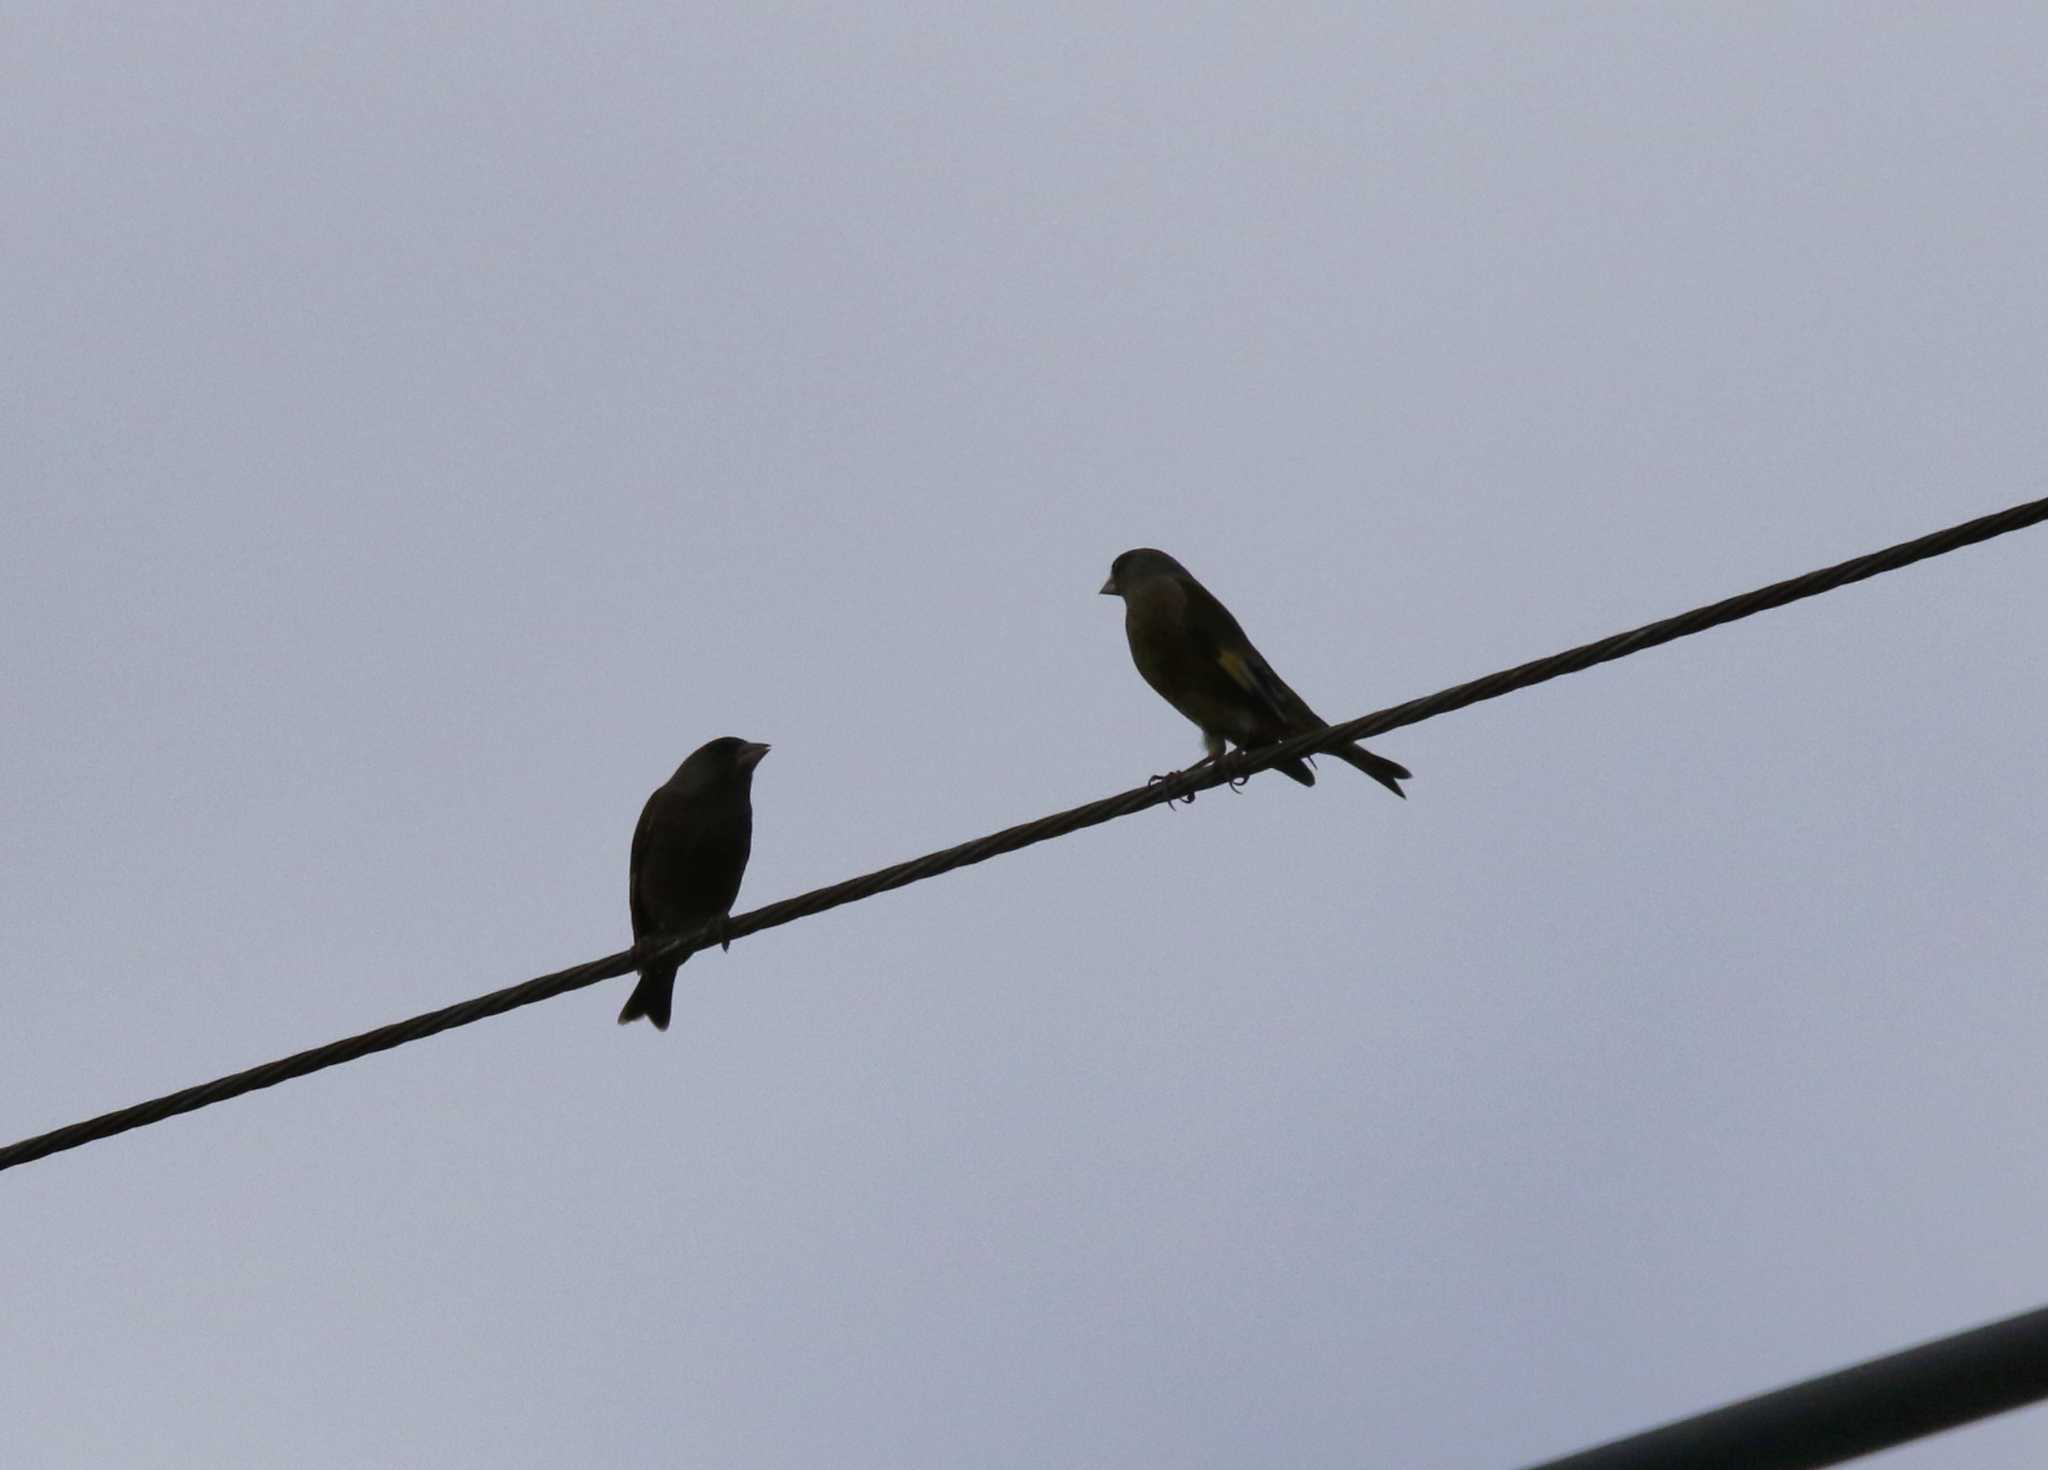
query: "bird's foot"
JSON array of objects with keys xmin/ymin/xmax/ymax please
[
  {"xmin": 712, "ymin": 914, "xmax": 734, "ymax": 952},
  {"xmin": 1226, "ymin": 754, "xmax": 1255, "ymax": 793},
  {"xmin": 1147, "ymin": 771, "xmax": 1197, "ymax": 808}
]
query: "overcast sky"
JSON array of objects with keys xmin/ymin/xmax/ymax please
[{"xmin": 5, "ymin": 6, "xmax": 2047, "ymax": 1467}]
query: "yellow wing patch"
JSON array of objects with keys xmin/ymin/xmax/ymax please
[{"xmin": 1217, "ymin": 648, "xmax": 1259, "ymax": 693}]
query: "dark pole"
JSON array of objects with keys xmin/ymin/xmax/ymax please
[{"xmin": 1519, "ymin": 1304, "xmax": 2048, "ymax": 1470}]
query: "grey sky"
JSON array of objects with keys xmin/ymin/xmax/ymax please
[{"xmin": 5, "ymin": 5, "xmax": 2047, "ymax": 1466}]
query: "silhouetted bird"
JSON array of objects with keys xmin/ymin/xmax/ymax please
[
  {"xmin": 618, "ymin": 736, "xmax": 770, "ymax": 1030},
  {"xmin": 1099, "ymin": 549, "xmax": 1410, "ymax": 797}
]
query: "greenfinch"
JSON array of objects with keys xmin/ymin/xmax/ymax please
[
  {"xmin": 1100, "ymin": 549, "xmax": 1409, "ymax": 797},
  {"xmin": 619, "ymin": 736, "xmax": 770, "ymax": 1030}
]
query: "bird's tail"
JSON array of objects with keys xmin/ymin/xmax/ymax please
[
  {"xmin": 617, "ymin": 957, "xmax": 683, "ymax": 1031},
  {"xmin": 1332, "ymin": 743, "xmax": 1411, "ymax": 799}
]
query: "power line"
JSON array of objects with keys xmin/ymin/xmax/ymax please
[
  {"xmin": 1516, "ymin": 1302, "xmax": 2048, "ymax": 1470},
  {"xmin": 2, "ymin": 493, "xmax": 2043, "ymax": 1176}
]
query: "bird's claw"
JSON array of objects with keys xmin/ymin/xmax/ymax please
[
  {"xmin": 1147, "ymin": 771, "xmax": 1197, "ymax": 808},
  {"xmin": 713, "ymin": 915, "xmax": 734, "ymax": 952},
  {"xmin": 1210, "ymin": 750, "xmax": 1252, "ymax": 791}
]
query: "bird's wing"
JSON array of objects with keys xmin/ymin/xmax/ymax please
[
  {"xmin": 1176, "ymin": 576, "xmax": 1300, "ymax": 728},
  {"xmin": 627, "ymin": 787, "xmax": 673, "ymax": 937}
]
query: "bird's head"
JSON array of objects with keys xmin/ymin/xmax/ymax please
[
  {"xmin": 677, "ymin": 736, "xmax": 772, "ymax": 788},
  {"xmin": 1099, "ymin": 548, "xmax": 1188, "ymax": 597}
]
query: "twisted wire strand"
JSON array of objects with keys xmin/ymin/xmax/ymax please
[{"xmin": 3, "ymin": 494, "xmax": 2043, "ymax": 1175}]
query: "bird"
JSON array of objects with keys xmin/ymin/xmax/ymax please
[
  {"xmin": 1099, "ymin": 548, "xmax": 1410, "ymax": 797},
  {"xmin": 618, "ymin": 736, "xmax": 770, "ymax": 1030}
]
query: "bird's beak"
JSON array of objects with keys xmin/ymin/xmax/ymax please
[
  {"xmin": 1098, "ymin": 575, "xmax": 1118, "ymax": 596},
  {"xmin": 738, "ymin": 741, "xmax": 771, "ymax": 771}
]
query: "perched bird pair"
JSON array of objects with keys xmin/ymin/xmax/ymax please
[{"xmin": 621, "ymin": 548, "xmax": 1408, "ymax": 1031}]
